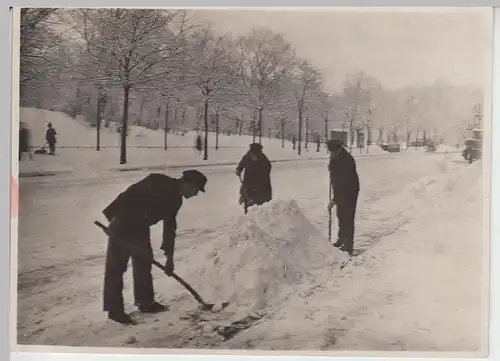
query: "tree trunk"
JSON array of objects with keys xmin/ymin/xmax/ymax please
[
  {"xmin": 181, "ymin": 107, "xmax": 186, "ymax": 126},
  {"xmin": 203, "ymin": 98, "xmax": 209, "ymax": 161},
  {"xmin": 349, "ymin": 118, "xmax": 354, "ymax": 153},
  {"xmin": 138, "ymin": 96, "xmax": 145, "ymax": 127},
  {"xmin": 324, "ymin": 111, "xmax": 328, "ymax": 145},
  {"xmin": 195, "ymin": 107, "xmax": 201, "ymax": 132},
  {"xmin": 366, "ymin": 126, "xmax": 370, "ymax": 153},
  {"xmin": 298, "ymin": 107, "xmax": 303, "ymax": 156},
  {"xmin": 215, "ymin": 113, "xmax": 219, "ymax": 150},
  {"xmin": 238, "ymin": 118, "xmax": 243, "ymax": 136},
  {"xmin": 258, "ymin": 108, "xmax": 263, "ymax": 144},
  {"xmin": 281, "ymin": 120, "xmax": 285, "ymax": 148},
  {"xmin": 305, "ymin": 117, "xmax": 309, "ymax": 149},
  {"xmin": 252, "ymin": 117, "xmax": 257, "ymax": 143},
  {"xmin": 74, "ymin": 84, "xmax": 82, "ymax": 118},
  {"xmin": 119, "ymin": 85, "xmax": 130, "ymax": 164},
  {"xmin": 96, "ymin": 93, "xmax": 101, "ymax": 151},
  {"xmin": 164, "ymin": 100, "xmax": 169, "ymax": 150}
]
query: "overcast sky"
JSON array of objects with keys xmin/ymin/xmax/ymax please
[{"xmin": 189, "ymin": 8, "xmax": 492, "ymax": 94}]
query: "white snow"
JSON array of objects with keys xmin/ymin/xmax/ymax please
[{"xmin": 192, "ymin": 200, "xmax": 343, "ymax": 313}]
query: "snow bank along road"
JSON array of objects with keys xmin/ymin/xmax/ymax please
[{"xmin": 15, "ymin": 151, "xmax": 486, "ymax": 352}]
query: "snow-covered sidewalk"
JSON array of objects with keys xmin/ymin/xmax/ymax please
[{"xmin": 17, "ymin": 146, "xmax": 343, "ymax": 178}]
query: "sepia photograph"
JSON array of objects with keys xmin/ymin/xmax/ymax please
[{"xmin": 13, "ymin": 6, "xmax": 492, "ymax": 355}]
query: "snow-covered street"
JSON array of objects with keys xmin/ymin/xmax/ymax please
[{"xmin": 16, "ymin": 150, "xmax": 486, "ymax": 353}]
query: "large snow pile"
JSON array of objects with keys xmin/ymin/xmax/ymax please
[{"xmin": 195, "ymin": 199, "xmax": 342, "ymax": 313}]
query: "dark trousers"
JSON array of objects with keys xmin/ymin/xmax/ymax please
[
  {"xmin": 48, "ymin": 142, "xmax": 56, "ymax": 155},
  {"xmin": 103, "ymin": 230, "xmax": 155, "ymax": 314},
  {"xmin": 336, "ymin": 193, "xmax": 359, "ymax": 247}
]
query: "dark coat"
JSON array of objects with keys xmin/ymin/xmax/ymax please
[
  {"xmin": 102, "ymin": 173, "xmax": 183, "ymax": 258},
  {"xmin": 237, "ymin": 151, "xmax": 272, "ymax": 204},
  {"xmin": 19, "ymin": 128, "xmax": 30, "ymax": 152},
  {"xmin": 329, "ymin": 147, "xmax": 360, "ymax": 205},
  {"xmin": 195, "ymin": 135, "xmax": 202, "ymax": 150},
  {"xmin": 45, "ymin": 128, "xmax": 57, "ymax": 144}
]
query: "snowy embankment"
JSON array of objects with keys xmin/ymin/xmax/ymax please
[{"xmin": 18, "ymin": 107, "xmax": 388, "ymax": 177}]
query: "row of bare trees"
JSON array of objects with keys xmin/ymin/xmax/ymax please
[{"xmin": 20, "ymin": 8, "xmax": 484, "ymax": 164}]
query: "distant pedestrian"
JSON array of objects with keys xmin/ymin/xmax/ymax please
[
  {"xmin": 19, "ymin": 122, "xmax": 32, "ymax": 161},
  {"xmin": 194, "ymin": 133, "xmax": 202, "ymax": 156},
  {"xmin": 316, "ymin": 135, "xmax": 321, "ymax": 152},
  {"xmin": 292, "ymin": 134, "xmax": 296, "ymax": 150},
  {"xmin": 45, "ymin": 123, "xmax": 57, "ymax": 156}
]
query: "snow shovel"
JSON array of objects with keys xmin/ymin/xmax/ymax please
[{"xmin": 94, "ymin": 220, "xmax": 229, "ymax": 312}]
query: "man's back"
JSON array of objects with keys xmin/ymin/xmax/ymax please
[
  {"xmin": 329, "ymin": 148, "xmax": 360, "ymax": 194},
  {"xmin": 46, "ymin": 128, "xmax": 56, "ymax": 142},
  {"xmin": 103, "ymin": 173, "xmax": 183, "ymax": 227}
]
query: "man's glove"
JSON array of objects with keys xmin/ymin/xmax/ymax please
[
  {"xmin": 164, "ymin": 259, "xmax": 174, "ymax": 276},
  {"xmin": 235, "ymin": 168, "xmax": 242, "ymax": 177},
  {"xmin": 327, "ymin": 198, "xmax": 336, "ymax": 211}
]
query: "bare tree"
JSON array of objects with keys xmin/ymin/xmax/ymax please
[
  {"xmin": 288, "ymin": 59, "xmax": 322, "ymax": 155},
  {"xmin": 234, "ymin": 28, "xmax": 296, "ymax": 145},
  {"xmin": 19, "ymin": 9, "xmax": 77, "ymax": 111},
  {"xmin": 20, "ymin": 8, "xmax": 59, "ymax": 86},
  {"xmin": 187, "ymin": 28, "xmax": 239, "ymax": 160},
  {"xmin": 70, "ymin": 9, "xmax": 192, "ymax": 164},
  {"xmin": 340, "ymin": 71, "xmax": 380, "ymax": 153}
]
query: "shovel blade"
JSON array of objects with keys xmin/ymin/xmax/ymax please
[{"xmin": 200, "ymin": 301, "xmax": 230, "ymax": 312}]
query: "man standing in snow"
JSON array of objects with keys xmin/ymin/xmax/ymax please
[
  {"xmin": 101, "ymin": 170, "xmax": 207, "ymax": 325},
  {"xmin": 45, "ymin": 122, "xmax": 57, "ymax": 155},
  {"xmin": 327, "ymin": 139, "xmax": 360, "ymax": 255},
  {"xmin": 236, "ymin": 143, "xmax": 272, "ymax": 214},
  {"xmin": 194, "ymin": 133, "xmax": 202, "ymax": 157}
]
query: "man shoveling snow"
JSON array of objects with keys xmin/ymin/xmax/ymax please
[
  {"xmin": 235, "ymin": 143, "xmax": 273, "ymax": 214},
  {"xmin": 327, "ymin": 139, "xmax": 360, "ymax": 256},
  {"xmin": 100, "ymin": 170, "xmax": 207, "ymax": 325}
]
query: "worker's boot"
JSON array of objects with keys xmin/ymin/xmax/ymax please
[
  {"xmin": 332, "ymin": 239, "xmax": 343, "ymax": 248},
  {"xmin": 138, "ymin": 301, "xmax": 168, "ymax": 314},
  {"xmin": 340, "ymin": 239, "xmax": 354, "ymax": 256},
  {"xmin": 108, "ymin": 311, "xmax": 137, "ymax": 325}
]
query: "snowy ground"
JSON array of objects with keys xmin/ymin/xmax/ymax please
[{"xmin": 15, "ymin": 148, "xmax": 487, "ymax": 354}]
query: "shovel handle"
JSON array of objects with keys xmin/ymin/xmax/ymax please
[{"xmin": 94, "ymin": 221, "xmax": 165, "ymax": 269}]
